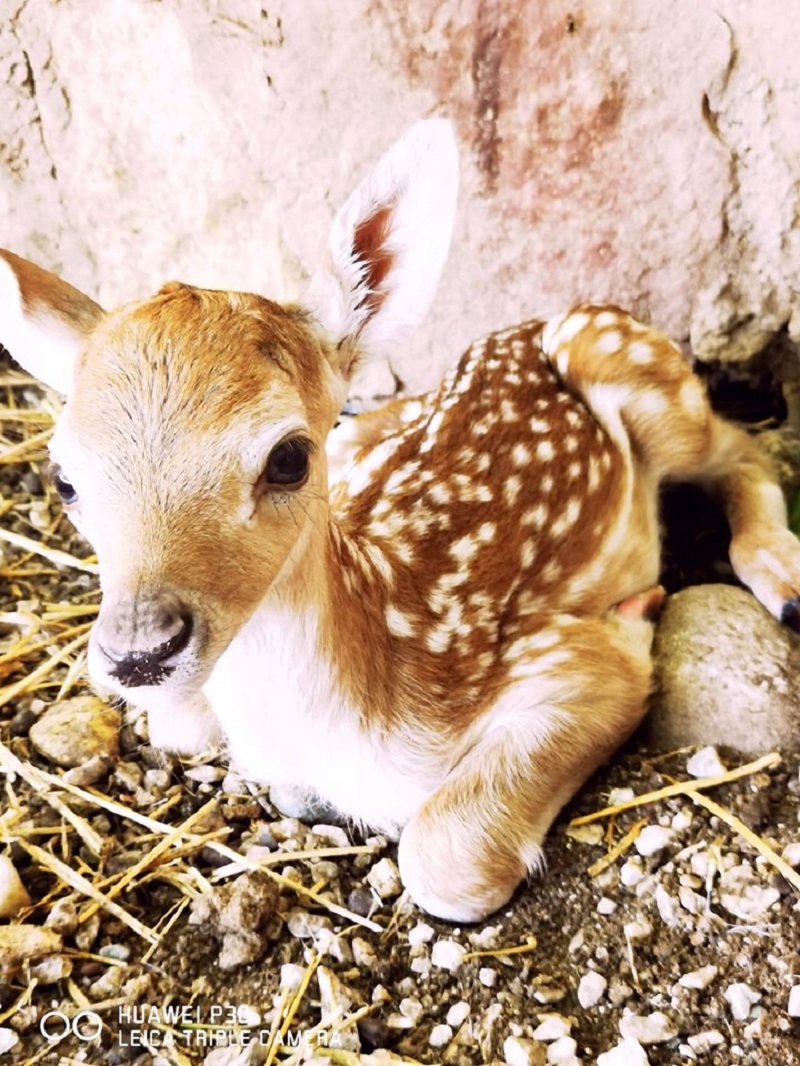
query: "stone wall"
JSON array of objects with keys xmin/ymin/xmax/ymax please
[{"xmin": 1, "ymin": 1, "xmax": 798, "ymax": 395}]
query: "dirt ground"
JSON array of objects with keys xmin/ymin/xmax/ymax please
[{"xmin": 1, "ymin": 357, "xmax": 800, "ymax": 1066}]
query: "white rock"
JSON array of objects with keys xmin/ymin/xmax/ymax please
[
  {"xmin": 635, "ymin": 825, "xmax": 674, "ymax": 857},
  {"xmin": 410, "ymin": 955, "xmax": 430, "ymax": 977},
  {"xmin": 623, "ymin": 919, "xmax": 652, "ymax": 942},
  {"xmin": 789, "ymin": 985, "xmax": 800, "ymax": 1017},
  {"xmin": 431, "ymin": 938, "xmax": 465, "ymax": 972},
  {"xmin": 311, "ymin": 823, "xmax": 350, "ymax": 847},
  {"xmin": 184, "ymin": 764, "xmax": 226, "ymax": 783},
  {"xmin": 679, "ymin": 964, "xmax": 718, "ymax": 990},
  {"xmin": 399, "ymin": 997, "xmax": 423, "ymax": 1025},
  {"xmin": 670, "ymin": 808, "xmax": 693, "ymax": 831},
  {"xmin": 578, "ymin": 970, "xmax": 608, "ymax": 1007},
  {"xmin": 597, "ymin": 1038, "xmax": 650, "ymax": 1066},
  {"xmin": 446, "ymin": 1001, "xmax": 470, "ymax": 1028},
  {"xmin": 781, "ymin": 842, "xmax": 800, "ymax": 868},
  {"xmin": 366, "ymin": 857, "xmax": 402, "ymax": 899},
  {"xmin": 408, "ymin": 921, "xmax": 435, "ymax": 946},
  {"xmin": 429, "ymin": 1023, "xmax": 453, "ymax": 1048},
  {"xmin": 479, "ymin": 967, "xmax": 497, "ymax": 987},
  {"xmin": 686, "ymin": 746, "xmax": 727, "ymax": 778},
  {"xmin": 29, "ymin": 696, "xmax": 120, "ymax": 767},
  {"xmin": 547, "ymin": 1035, "xmax": 578, "ymax": 1064},
  {"xmin": 687, "ymin": 1030, "xmax": 725, "ymax": 1053},
  {"xmin": 597, "ymin": 896, "xmax": 617, "ymax": 915},
  {"xmin": 620, "ymin": 859, "xmax": 645, "ymax": 887},
  {"xmin": 533, "ymin": 1015, "xmax": 571, "ymax": 1041},
  {"xmin": 619, "ymin": 1011, "xmax": 678, "ymax": 1044},
  {"xmin": 503, "ymin": 1035, "xmax": 543, "ymax": 1066},
  {"xmin": 0, "ymin": 855, "xmax": 31, "ymax": 918},
  {"xmin": 279, "ymin": 963, "xmax": 306, "ymax": 991},
  {"xmin": 0, "ymin": 1029, "xmax": 19, "ymax": 1053},
  {"xmin": 654, "ymin": 885, "xmax": 680, "ymax": 927},
  {"xmin": 608, "ymin": 787, "xmax": 636, "ymax": 805},
  {"xmin": 724, "ymin": 982, "xmax": 761, "ymax": 1020},
  {"xmin": 719, "ymin": 882, "xmax": 780, "ymax": 922}
]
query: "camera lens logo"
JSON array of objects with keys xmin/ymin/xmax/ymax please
[{"xmin": 40, "ymin": 1010, "xmax": 103, "ymax": 1043}]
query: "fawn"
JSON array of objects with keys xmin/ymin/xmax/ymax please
[{"xmin": 3, "ymin": 120, "xmax": 800, "ymax": 921}]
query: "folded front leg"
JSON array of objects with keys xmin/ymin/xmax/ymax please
[{"xmin": 398, "ymin": 614, "xmax": 653, "ymax": 922}]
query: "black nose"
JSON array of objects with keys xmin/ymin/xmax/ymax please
[{"xmin": 102, "ymin": 611, "xmax": 193, "ymax": 688}]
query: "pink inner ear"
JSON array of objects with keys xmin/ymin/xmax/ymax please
[{"xmin": 352, "ymin": 204, "xmax": 395, "ymax": 317}]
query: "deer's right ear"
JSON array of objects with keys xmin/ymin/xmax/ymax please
[{"xmin": 0, "ymin": 250, "xmax": 105, "ymax": 395}]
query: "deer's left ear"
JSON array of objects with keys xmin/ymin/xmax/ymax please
[
  {"xmin": 0, "ymin": 250, "xmax": 105, "ymax": 396},
  {"xmin": 306, "ymin": 119, "xmax": 459, "ymax": 380}
]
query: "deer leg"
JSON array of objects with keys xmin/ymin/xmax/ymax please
[
  {"xmin": 542, "ymin": 307, "xmax": 800, "ymax": 628},
  {"xmin": 398, "ymin": 613, "xmax": 653, "ymax": 922}
]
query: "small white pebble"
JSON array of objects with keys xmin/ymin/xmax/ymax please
[
  {"xmin": 408, "ymin": 921, "xmax": 436, "ymax": 946},
  {"xmin": 547, "ymin": 1036, "xmax": 578, "ymax": 1065},
  {"xmin": 503, "ymin": 1035, "xmax": 542, "ymax": 1066},
  {"xmin": 686, "ymin": 746, "xmax": 726, "ymax": 778},
  {"xmin": 533, "ymin": 1015, "xmax": 571, "ymax": 1041},
  {"xmin": 597, "ymin": 897, "xmax": 617, "ymax": 915},
  {"xmin": 687, "ymin": 1030, "xmax": 725, "ymax": 1053},
  {"xmin": 789, "ymin": 985, "xmax": 800, "ymax": 1017},
  {"xmin": 597, "ymin": 1038, "xmax": 650, "ymax": 1066},
  {"xmin": 724, "ymin": 982, "xmax": 761, "ymax": 1020},
  {"xmin": 635, "ymin": 825, "xmax": 674, "ymax": 857},
  {"xmin": 446, "ymin": 1001, "xmax": 470, "ymax": 1028},
  {"xmin": 608, "ymin": 787, "xmax": 636, "ymax": 805},
  {"xmin": 0, "ymin": 1029, "xmax": 19, "ymax": 1053},
  {"xmin": 671, "ymin": 808, "xmax": 693, "ymax": 831},
  {"xmin": 624, "ymin": 918, "xmax": 652, "ymax": 942},
  {"xmin": 279, "ymin": 963, "xmax": 306, "ymax": 991},
  {"xmin": 654, "ymin": 884, "xmax": 680, "ymax": 927},
  {"xmin": 366, "ymin": 857, "xmax": 402, "ymax": 899},
  {"xmin": 620, "ymin": 859, "xmax": 645, "ymax": 887},
  {"xmin": 429, "ymin": 1023, "xmax": 453, "ymax": 1048},
  {"xmin": 410, "ymin": 956, "xmax": 431, "ymax": 977},
  {"xmin": 431, "ymin": 938, "xmax": 466, "ymax": 972},
  {"xmin": 781, "ymin": 842, "xmax": 800, "ymax": 868},
  {"xmin": 479, "ymin": 967, "xmax": 497, "ymax": 987},
  {"xmin": 679, "ymin": 964, "xmax": 718, "ymax": 990},
  {"xmin": 399, "ymin": 997, "xmax": 424, "ymax": 1025},
  {"xmin": 578, "ymin": 970, "xmax": 608, "ymax": 1007},
  {"xmin": 619, "ymin": 1011, "xmax": 677, "ymax": 1044}
]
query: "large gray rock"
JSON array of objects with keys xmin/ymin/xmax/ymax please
[
  {"xmin": 1, "ymin": 1, "xmax": 799, "ymax": 396},
  {"xmin": 646, "ymin": 585, "xmax": 800, "ymax": 752}
]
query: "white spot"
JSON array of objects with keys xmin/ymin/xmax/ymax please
[
  {"xmin": 521, "ymin": 540, "xmax": 536, "ymax": 568},
  {"xmin": 362, "ymin": 543, "xmax": 394, "ymax": 584},
  {"xmin": 550, "ymin": 497, "xmax": 582, "ymax": 538},
  {"xmin": 386, "ymin": 605, "xmax": 415, "ymax": 638},
  {"xmin": 393, "ymin": 540, "xmax": 415, "ymax": 565},
  {"xmin": 635, "ymin": 390, "xmax": 670, "ymax": 417},
  {"xmin": 427, "ymin": 626, "xmax": 452, "ymax": 654},
  {"xmin": 588, "ymin": 456, "xmax": 602, "ymax": 492},
  {"xmin": 523, "ymin": 503, "xmax": 549, "ymax": 529},
  {"xmin": 505, "ymin": 475, "xmax": 521, "ymax": 505},
  {"xmin": 628, "ymin": 341, "xmax": 654, "ymax": 365},
  {"xmin": 477, "ymin": 453, "xmax": 491, "ymax": 472},
  {"xmin": 593, "ymin": 311, "xmax": 620, "ymax": 328},
  {"xmin": 505, "ymin": 372, "xmax": 522, "ymax": 386},
  {"xmin": 542, "ymin": 311, "xmax": 589, "ymax": 352},
  {"xmin": 428, "ymin": 483, "xmax": 452, "ymax": 504},
  {"xmin": 512, "ymin": 443, "xmax": 531, "ymax": 466},
  {"xmin": 680, "ymin": 378, "xmax": 706, "ymax": 416},
  {"xmin": 563, "ymin": 435, "xmax": 579, "ymax": 453},
  {"xmin": 596, "ymin": 330, "xmax": 623, "ymax": 354},
  {"xmin": 565, "ymin": 409, "xmax": 582, "ymax": 427},
  {"xmin": 529, "ymin": 417, "xmax": 550, "ymax": 434},
  {"xmin": 343, "ymin": 436, "xmax": 402, "ymax": 498},
  {"xmin": 472, "ymin": 420, "xmax": 491, "ymax": 437},
  {"xmin": 475, "ymin": 483, "xmax": 493, "ymax": 502},
  {"xmin": 568, "ymin": 460, "xmax": 583, "ymax": 480},
  {"xmin": 478, "ymin": 521, "xmax": 496, "ymax": 542},
  {"xmin": 541, "ymin": 475, "xmax": 554, "ymax": 493},
  {"xmin": 501, "ymin": 399, "xmax": 518, "ymax": 422},
  {"xmin": 537, "ymin": 440, "xmax": 555, "ymax": 462},
  {"xmin": 540, "ymin": 560, "xmax": 562, "ymax": 583},
  {"xmin": 450, "ymin": 534, "xmax": 479, "ymax": 562}
]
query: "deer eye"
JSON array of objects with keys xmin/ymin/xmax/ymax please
[
  {"xmin": 50, "ymin": 466, "xmax": 78, "ymax": 505},
  {"xmin": 263, "ymin": 437, "xmax": 311, "ymax": 490}
]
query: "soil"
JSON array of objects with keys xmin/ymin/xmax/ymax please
[{"xmin": 1, "ymin": 356, "xmax": 799, "ymax": 1066}]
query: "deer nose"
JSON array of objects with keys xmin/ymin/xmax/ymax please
[{"xmin": 100, "ymin": 603, "xmax": 194, "ymax": 688}]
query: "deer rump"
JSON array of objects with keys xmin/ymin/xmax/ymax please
[{"xmin": 2, "ymin": 121, "xmax": 799, "ymax": 922}]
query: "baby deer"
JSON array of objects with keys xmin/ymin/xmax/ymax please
[{"xmin": 3, "ymin": 121, "xmax": 799, "ymax": 921}]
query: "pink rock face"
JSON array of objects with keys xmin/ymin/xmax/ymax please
[{"xmin": 1, "ymin": 1, "xmax": 798, "ymax": 393}]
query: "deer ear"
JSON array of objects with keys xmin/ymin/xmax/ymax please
[
  {"xmin": 306, "ymin": 119, "xmax": 459, "ymax": 379},
  {"xmin": 0, "ymin": 250, "xmax": 105, "ymax": 395}
]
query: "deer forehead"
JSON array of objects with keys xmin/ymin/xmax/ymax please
[{"xmin": 54, "ymin": 285, "xmax": 341, "ymax": 479}]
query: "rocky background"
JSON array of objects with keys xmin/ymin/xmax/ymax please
[{"xmin": 1, "ymin": 1, "xmax": 799, "ymax": 396}]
